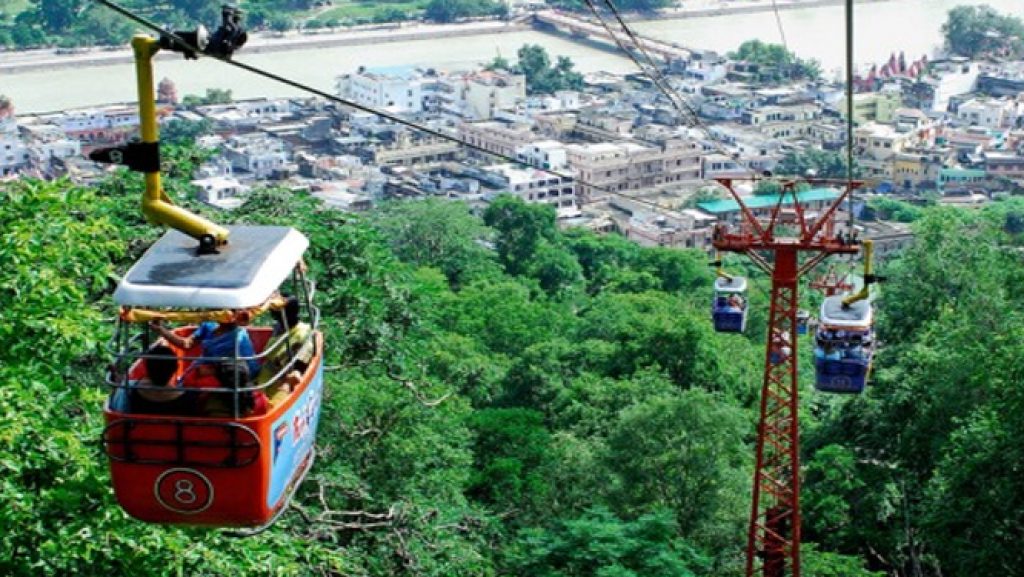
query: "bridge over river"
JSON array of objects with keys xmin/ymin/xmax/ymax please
[{"xmin": 533, "ymin": 9, "xmax": 693, "ymax": 64}]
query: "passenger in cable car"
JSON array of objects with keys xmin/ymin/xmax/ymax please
[
  {"xmin": 259, "ymin": 295, "xmax": 316, "ymax": 393},
  {"xmin": 257, "ymin": 296, "xmax": 314, "ymax": 405},
  {"xmin": 148, "ymin": 318, "xmax": 268, "ymax": 416},
  {"xmin": 727, "ymin": 293, "xmax": 745, "ymax": 312},
  {"xmin": 128, "ymin": 344, "xmax": 191, "ymax": 415},
  {"xmin": 150, "ymin": 319, "xmax": 260, "ymax": 377}
]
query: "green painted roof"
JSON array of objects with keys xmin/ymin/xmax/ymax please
[
  {"xmin": 939, "ymin": 168, "xmax": 987, "ymax": 179},
  {"xmin": 697, "ymin": 188, "xmax": 842, "ymax": 214}
]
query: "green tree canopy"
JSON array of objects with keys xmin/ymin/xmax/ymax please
[
  {"xmin": 729, "ymin": 39, "xmax": 822, "ymax": 83},
  {"xmin": 942, "ymin": 5, "xmax": 1024, "ymax": 58}
]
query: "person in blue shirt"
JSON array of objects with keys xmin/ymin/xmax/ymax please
[{"xmin": 149, "ymin": 319, "xmax": 260, "ymax": 381}]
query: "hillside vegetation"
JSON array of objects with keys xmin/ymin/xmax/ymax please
[{"xmin": 2, "ymin": 164, "xmax": 1024, "ymax": 575}]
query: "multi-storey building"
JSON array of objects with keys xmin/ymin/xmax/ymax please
[
  {"xmin": 222, "ymin": 133, "xmax": 289, "ymax": 179},
  {"xmin": 484, "ymin": 164, "xmax": 577, "ymax": 212},
  {"xmin": 458, "ymin": 120, "xmax": 536, "ymax": 158},
  {"xmin": 338, "ymin": 66, "xmax": 525, "ymax": 120},
  {"xmin": 957, "ymin": 97, "xmax": 1019, "ymax": 129},
  {"xmin": 854, "ymin": 122, "xmax": 920, "ymax": 180},
  {"xmin": 0, "ymin": 104, "xmax": 28, "ymax": 177},
  {"xmin": 984, "ymin": 151, "xmax": 1024, "ymax": 180},
  {"xmin": 363, "ymin": 133, "xmax": 460, "ymax": 166},
  {"xmin": 567, "ymin": 139, "xmax": 702, "ymax": 201},
  {"xmin": 838, "ymin": 90, "xmax": 901, "ymax": 124},
  {"xmin": 515, "ymin": 140, "xmax": 569, "ymax": 170},
  {"xmin": 337, "ymin": 65, "xmax": 429, "ymax": 114}
]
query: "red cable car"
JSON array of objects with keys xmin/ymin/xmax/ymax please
[{"xmin": 102, "ymin": 226, "xmax": 323, "ymax": 531}]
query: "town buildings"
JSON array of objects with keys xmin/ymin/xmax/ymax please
[{"xmin": 8, "ymin": 39, "xmax": 1024, "ymax": 262}]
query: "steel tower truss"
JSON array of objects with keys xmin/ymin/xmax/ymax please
[{"xmin": 711, "ymin": 178, "xmax": 863, "ymax": 577}]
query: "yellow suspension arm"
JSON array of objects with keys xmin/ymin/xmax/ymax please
[
  {"xmin": 842, "ymin": 239, "xmax": 873, "ymax": 306},
  {"xmin": 713, "ymin": 250, "xmax": 732, "ymax": 281},
  {"xmin": 132, "ymin": 35, "xmax": 229, "ymax": 246}
]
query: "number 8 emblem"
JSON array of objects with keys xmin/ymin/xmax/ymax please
[{"xmin": 155, "ymin": 468, "xmax": 214, "ymax": 514}]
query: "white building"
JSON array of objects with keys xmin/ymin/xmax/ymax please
[
  {"xmin": 622, "ymin": 208, "xmax": 718, "ymax": 250},
  {"xmin": 27, "ymin": 138, "xmax": 81, "ymax": 167},
  {"xmin": 927, "ymin": 58, "xmax": 980, "ymax": 113},
  {"xmin": 198, "ymin": 98, "xmax": 295, "ymax": 128},
  {"xmin": 222, "ymin": 134, "xmax": 288, "ymax": 179},
  {"xmin": 445, "ymin": 70, "xmax": 526, "ymax": 120},
  {"xmin": 484, "ymin": 163, "xmax": 577, "ymax": 214},
  {"xmin": 337, "ymin": 65, "xmax": 428, "ymax": 114},
  {"xmin": 337, "ymin": 65, "xmax": 526, "ymax": 120},
  {"xmin": 0, "ymin": 106, "xmax": 29, "ymax": 176},
  {"xmin": 515, "ymin": 140, "xmax": 568, "ymax": 170},
  {"xmin": 58, "ymin": 106, "xmax": 140, "ymax": 133},
  {"xmin": 191, "ymin": 176, "xmax": 250, "ymax": 210},
  {"xmin": 957, "ymin": 97, "xmax": 1017, "ymax": 129},
  {"xmin": 701, "ymin": 153, "xmax": 750, "ymax": 180}
]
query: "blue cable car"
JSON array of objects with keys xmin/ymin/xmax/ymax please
[
  {"xmin": 813, "ymin": 296, "xmax": 874, "ymax": 393},
  {"xmin": 712, "ymin": 276, "xmax": 748, "ymax": 333},
  {"xmin": 797, "ymin": 309, "xmax": 811, "ymax": 335}
]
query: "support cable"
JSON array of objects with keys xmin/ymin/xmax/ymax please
[
  {"xmin": 770, "ymin": 0, "xmax": 788, "ymax": 53},
  {"xmin": 845, "ymin": 0, "xmax": 856, "ymax": 230},
  {"xmin": 590, "ymin": 0, "xmax": 759, "ymax": 179},
  {"xmin": 582, "ymin": 0, "xmax": 698, "ymax": 124},
  {"xmin": 90, "ymin": 0, "xmax": 706, "ymax": 218}
]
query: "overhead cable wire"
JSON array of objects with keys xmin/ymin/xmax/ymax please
[
  {"xmin": 90, "ymin": 0, "xmax": 705, "ymax": 218},
  {"xmin": 591, "ymin": 0, "xmax": 759, "ymax": 178},
  {"xmin": 581, "ymin": 0, "xmax": 697, "ymax": 125},
  {"xmin": 845, "ymin": 0, "xmax": 856, "ymax": 229},
  {"xmin": 770, "ymin": 0, "xmax": 788, "ymax": 52}
]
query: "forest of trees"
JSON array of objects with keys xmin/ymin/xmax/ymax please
[
  {"xmin": 941, "ymin": 5, "xmax": 1024, "ymax": 59},
  {"xmin": 3, "ymin": 147, "xmax": 1024, "ymax": 575},
  {"xmin": 488, "ymin": 44, "xmax": 585, "ymax": 95},
  {"xmin": 728, "ymin": 39, "xmax": 822, "ymax": 83}
]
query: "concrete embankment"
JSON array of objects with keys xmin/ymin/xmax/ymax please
[
  {"xmin": 0, "ymin": 0, "xmax": 897, "ymax": 75},
  {"xmin": 632, "ymin": 0, "xmax": 894, "ymax": 21},
  {"xmin": 0, "ymin": 21, "xmax": 532, "ymax": 75}
]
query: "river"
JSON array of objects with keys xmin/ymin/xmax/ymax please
[{"xmin": 3, "ymin": 0, "xmax": 1022, "ymax": 114}]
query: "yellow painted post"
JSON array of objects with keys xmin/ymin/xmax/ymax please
[
  {"xmin": 132, "ymin": 35, "xmax": 229, "ymax": 247},
  {"xmin": 842, "ymin": 239, "xmax": 873, "ymax": 306}
]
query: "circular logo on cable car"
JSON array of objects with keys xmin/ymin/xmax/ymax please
[{"xmin": 154, "ymin": 468, "xmax": 214, "ymax": 514}]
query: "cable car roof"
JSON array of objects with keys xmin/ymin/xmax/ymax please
[
  {"xmin": 714, "ymin": 276, "xmax": 747, "ymax": 293},
  {"xmin": 114, "ymin": 226, "xmax": 309, "ymax": 309},
  {"xmin": 820, "ymin": 295, "xmax": 872, "ymax": 327}
]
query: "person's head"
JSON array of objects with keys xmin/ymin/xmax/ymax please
[
  {"xmin": 144, "ymin": 345, "xmax": 178, "ymax": 387},
  {"xmin": 272, "ymin": 296, "xmax": 301, "ymax": 329}
]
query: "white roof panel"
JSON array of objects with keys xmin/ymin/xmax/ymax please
[
  {"xmin": 714, "ymin": 276, "xmax": 747, "ymax": 293},
  {"xmin": 820, "ymin": 295, "xmax": 872, "ymax": 328},
  {"xmin": 114, "ymin": 226, "xmax": 309, "ymax": 309}
]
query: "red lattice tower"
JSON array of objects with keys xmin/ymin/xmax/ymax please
[
  {"xmin": 809, "ymin": 265, "xmax": 854, "ymax": 297},
  {"xmin": 712, "ymin": 178, "xmax": 863, "ymax": 577}
]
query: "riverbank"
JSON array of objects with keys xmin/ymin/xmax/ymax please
[
  {"xmin": 637, "ymin": 0, "xmax": 895, "ymax": 21},
  {"xmin": 0, "ymin": 0, "xmax": 896, "ymax": 75},
  {"xmin": 0, "ymin": 20, "xmax": 531, "ymax": 75}
]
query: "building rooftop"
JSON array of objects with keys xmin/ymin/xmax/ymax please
[{"xmin": 697, "ymin": 187, "xmax": 841, "ymax": 214}]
